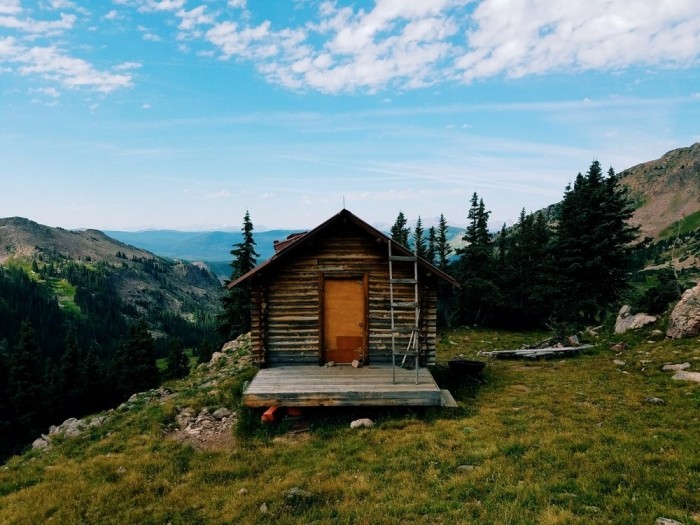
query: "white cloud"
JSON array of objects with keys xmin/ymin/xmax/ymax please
[
  {"xmin": 113, "ymin": 61, "xmax": 141, "ymax": 71},
  {"xmin": 177, "ymin": 5, "xmax": 213, "ymax": 32},
  {"xmin": 456, "ymin": 0, "xmax": 700, "ymax": 81},
  {"xmin": 228, "ymin": 0, "xmax": 246, "ymax": 8},
  {"xmin": 0, "ymin": 12, "xmax": 76, "ymax": 34},
  {"xmin": 0, "ymin": 0, "xmax": 21, "ymax": 15},
  {"xmin": 0, "ymin": 37, "xmax": 134, "ymax": 93},
  {"xmin": 104, "ymin": 9, "xmax": 120, "ymax": 20},
  {"xmin": 140, "ymin": 0, "xmax": 185, "ymax": 13}
]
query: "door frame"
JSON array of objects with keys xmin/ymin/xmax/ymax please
[{"xmin": 318, "ymin": 271, "xmax": 369, "ymax": 365}]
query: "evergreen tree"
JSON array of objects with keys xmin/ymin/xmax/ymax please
[
  {"xmin": 436, "ymin": 213, "xmax": 452, "ymax": 272},
  {"xmin": 498, "ymin": 210, "xmax": 554, "ymax": 328},
  {"xmin": 455, "ymin": 193, "xmax": 498, "ymax": 325},
  {"xmin": 552, "ymin": 162, "xmax": 639, "ymax": 324},
  {"xmin": 219, "ymin": 210, "xmax": 259, "ymax": 340},
  {"xmin": 112, "ymin": 319, "xmax": 159, "ymax": 400},
  {"xmin": 426, "ymin": 226, "xmax": 437, "ymax": 266},
  {"xmin": 413, "ymin": 216, "xmax": 427, "ymax": 258},
  {"xmin": 390, "ymin": 211, "xmax": 410, "ymax": 248},
  {"xmin": 165, "ymin": 338, "xmax": 190, "ymax": 380},
  {"xmin": 58, "ymin": 330, "xmax": 83, "ymax": 417},
  {"xmin": 7, "ymin": 320, "xmax": 45, "ymax": 448}
]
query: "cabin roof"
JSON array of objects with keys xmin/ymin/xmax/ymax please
[{"xmin": 228, "ymin": 208, "xmax": 459, "ymax": 288}]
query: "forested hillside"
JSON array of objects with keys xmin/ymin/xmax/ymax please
[{"xmin": 0, "ymin": 217, "xmax": 225, "ymax": 460}]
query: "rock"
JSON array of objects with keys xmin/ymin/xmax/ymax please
[
  {"xmin": 613, "ymin": 359, "xmax": 626, "ymax": 366},
  {"xmin": 667, "ymin": 283, "xmax": 700, "ymax": 339},
  {"xmin": 212, "ymin": 408, "xmax": 232, "ymax": 420},
  {"xmin": 609, "ymin": 342, "xmax": 627, "ymax": 352},
  {"xmin": 350, "ymin": 418, "xmax": 374, "ymax": 429},
  {"xmin": 567, "ymin": 335, "xmax": 580, "ymax": 346},
  {"xmin": 325, "ymin": 361, "xmax": 335, "ymax": 367},
  {"xmin": 672, "ymin": 371, "xmax": 700, "ymax": 383},
  {"xmin": 89, "ymin": 416, "xmax": 107, "ymax": 429},
  {"xmin": 32, "ymin": 437, "xmax": 50, "ymax": 450},
  {"xmin": 662, "ymin": 362, "xmax": 691, "ymax": 372},
  {"xmin": 655, "ymin": 518, "xmax": 684, "ymax": 525},
  {"xmin": 238, "ymin": 488, "xmax": 249, "ymax": 496},
  {"xmin": 584, "ymin": 326, "xmax": 600, "ymax": 338},
  {"xmin": 644, "ymin": 397, "xmax": 665, "ymax": 405},
  {"xmin": 63, "ymin": 419, "xmax": 86, "ymax": 438},
  {"xmin": 457, "ymin": 465, "xmax": 475, "ymax": 471},
  {"xmin": 259, "ymin": 503, "xmax": 268, "ymax": 514},
  {"xmin": 614, "ymin": 305, "xmax": 657, "ymax": 334},
  {"xmin": 351, "ymin": 359, "xmax": 362, "ymax": 368},
  {"xmin": 650, "ymin": 329, "xmax": 665, "ymax": 338},
  {"xmin": 283, "ymin": 486, "xmax": 314, "ymax": 502}
]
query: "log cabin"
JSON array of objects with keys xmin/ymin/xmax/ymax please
[{"xmin": 230, "ymin": 209, "xmax": 459, "ymax": 407}]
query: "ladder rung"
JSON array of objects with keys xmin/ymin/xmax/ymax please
[
  {"xmin": 393, "ymin": 351, "xmax": 419, "ymax": 356},
  {"xmin": 390, "ymin": 278, "xmax": 418, "ymax": 284},
  {"xmin": 389, "ymin": 255, "xmax": 417, "ymax": 262},
  {"xmin": 392, "ymin": 302, "xmax": 419, "ymax": 308}
]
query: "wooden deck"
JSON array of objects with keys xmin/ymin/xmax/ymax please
[{"xmin": 242, "ymin": 365, "xmax": 447, "ymax": 407}]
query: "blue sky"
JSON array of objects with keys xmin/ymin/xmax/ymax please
[{"xmin": 2, "ymin": 0, "xmax": 700, "ymax": 231}]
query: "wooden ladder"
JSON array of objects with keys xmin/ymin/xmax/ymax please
[{"xmin": 388, "ymin": 241, "xmax": 420, "ymax": 385}]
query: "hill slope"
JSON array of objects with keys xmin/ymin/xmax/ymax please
[
  {"xmin": 619, "ymin": 142, "xmax": 700, "ymax": 240},
  {"xmin": 0, "ymin": 217, "xmax": 223, "ymax": 322},
  {"xmin": 1, "ymin": 328, "xmax": 698, "ymax": 523}
]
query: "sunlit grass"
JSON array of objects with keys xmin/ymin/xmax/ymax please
[{"xmin": 1, "ymin": 327, "xmax": 699, "ymax": 524}]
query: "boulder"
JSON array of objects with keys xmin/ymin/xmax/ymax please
[
  {"xmin": 614, "ymin": 305, "xmax": 657, "ymax": 334},
  {"xmin": 350, "ymin": 418, "xmax": 374, "ymax": 429},
  {"xmin": 662, "ymin": 363, "xmax": 690, "ymax": 372},
  {"xmin": 672, "ymin": 371, "xmax": 700, "ymax": 383},
  {"xmin": 32, "ymin": 437, "xmax": 50, "ymax": 450},
  {"xmin": 667, "ymin": 283, "xmax": 700, "ymax": 338},
  {"xmin": 212, "ymin": 407, "xmax": 232, "ymax": 420}
]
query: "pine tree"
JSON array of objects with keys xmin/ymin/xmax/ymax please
[
  {"xmin": 390, "ymin": 211, "xmax": 410, "ymax": 248},
  {"xmin": 426, "ymin": 226, "xmax": 437, "ymax": 265},
  {"xmin": 552, "ymin": 161, "xmax": 639, "ymax": 324},
  {"xmin": 165, "ymin": 338, "xmax": 190, "ymax": 380},
  {"xmin": 8, "ymin": 320, "xmax": 45, "ymax": 447},
  {"xmin": 112, "ymin": 319, "xmax": 159, "ymax": 400},
  {"xmin": 413, "ymin": 216, "xmax": 427, "ymax": 258},
  {"xmin": 436, "ymin": 213, "xmax": 452, "ymax": 272},
  {"xmin": 455, "ymin": 193, "xmax": 498, "ymax": 325},
  {"xmin": 219, "ymin": 210, "xmax": 259, "ymax": 340}
]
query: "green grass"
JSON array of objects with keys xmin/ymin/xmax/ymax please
[
  {"xmin": 1, "ymin": 328, "xmax": 699, "ymax": 524},
  {"xmin": 659, "ymin": 210, "xmax": 700, "ymax": 239}
]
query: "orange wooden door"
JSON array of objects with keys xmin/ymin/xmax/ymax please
[{"xmin": 323, "ymin": 277, "xmax": 366, "ymax": 363}]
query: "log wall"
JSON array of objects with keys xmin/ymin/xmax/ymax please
[{"xmin": 249, "ymin": 223, "xmax": 439, "ymax": 367}]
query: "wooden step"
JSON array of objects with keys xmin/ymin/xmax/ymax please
[
  {"xmin": 389, "ymin": 255, "xmax": 417, "ymax": 262},
  {"xmin": 392, "ymin": 302, "xmax": 419, "ymax": 308},
  {"xmin": 390, "ymin": 278, "xmax": 418, "ymax": 284}
]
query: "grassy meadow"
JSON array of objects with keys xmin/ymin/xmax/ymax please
[{"xmin": 1, "ymin": 327, "xmax": 699, "ymax": 524}]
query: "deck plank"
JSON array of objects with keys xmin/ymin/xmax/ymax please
[{"xmin": 242, "ymin": 365, "xmax": 445, "ymax": 407}]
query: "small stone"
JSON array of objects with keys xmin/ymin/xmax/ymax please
[
  {"xmin": 457, "ymin": 465, "xmax": 475, "ymax": 471},
  {"xmin": 613, "ymin": 359, "xmax": 626, "ymax": 366},
  {"xmin": 325, "ymin": 361, "xmax": 335, "ymax": 367},
  {"xmin": 212, "ymin": 408, "xmax": 232, "ymax": 420},
  {"xmin": 118, "ymin": 466, "xmax": 126, "ymax": 475},
  {"xmin": 259, "ymin": 503, "xmax": 268, "ymax": 514},
  {"xmin": 662, "ymin": 362, "xmax": 691, "ymax": 372},
  {"xmin": 567, "ymin": 335, "xmax": 580, "ymax": 346},
  {"xmin": 238, "ymin": 488, "xmax": 249, "ymax": 496},
  {"xmin": 655, "ymin": 518, "xmax": 684, "ymax": 525},
  {"xmin": 350, "ymin": 418, "xmax": 374, "ymax": 429},
  {"xmin": 583, "ymin": 506, "xmax": 600, "ymax": 513},
  {"xmin": 644, "ymin": 397, "xmax": 665, "ymax": 405},
  {"xmin": 672, "ymin": 371, "xmax": 700, "ymax": 383},
  {"xmin": 32, "ymin": 437, "xmax": 49, "ymax": 450},
  {"xmin": 351, "ymin": 359, "xmax": 362, "ymax": 368},
  {"xmin": 283, "ymin": 486, "xmax": 314, "ymax": 502}
]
